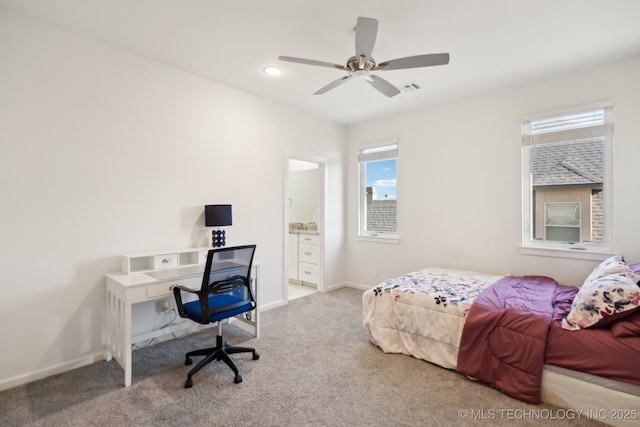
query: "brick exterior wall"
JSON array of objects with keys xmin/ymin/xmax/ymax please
[{"xmin": 591, "ymin": 189, "xmax": 604, "ymax": 244}]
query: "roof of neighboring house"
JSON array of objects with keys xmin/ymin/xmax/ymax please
[
  {"xmin": 367, "ymin": 200, "xmax": 397, "ymax": 233},
  {"xmin": 531, "ymin": 139, "xmax": 603, "ymax": 187}
]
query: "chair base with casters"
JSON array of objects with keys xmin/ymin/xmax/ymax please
[{"xmin": 183, "ymin": 322, "xmax": 259, "ymax": 388}]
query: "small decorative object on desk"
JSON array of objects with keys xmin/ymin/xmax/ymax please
[{"xmin": 205, "ymin": 204, "xmax": 232, "ymax": 247}]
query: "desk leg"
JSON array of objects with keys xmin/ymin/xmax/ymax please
[
  {"xmin": 123, "ymin": 301, "xmax": 132, "ymax": 387},
  {"xmin": 106, "ymin": 286, "xmax": 133, "ymax": 387},
  {"xmin": 106, "ymin": 288, "xmax": 113, "ymax": 362},
  {"xmin": 254, "ymin": 264, "xmax": 260, "ymax": 338}
]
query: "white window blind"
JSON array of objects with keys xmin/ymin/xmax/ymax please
[
  {"xmin": 522, "ymin": 106, "xmax": 613, "ymax": 146},
  {"xmin": 358, "ymin": 144, "xmax": 398, "ymax": 162},
  {"xmin": 545, "ymin": 202, "xmax": 580, "ymax": 226}
]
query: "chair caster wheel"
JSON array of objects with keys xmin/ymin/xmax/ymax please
[
  {"xmin": 184, "ymin": 379, "xmax": 193, "ymax": 388},
  {"xmin": 185, "ymin": 358, "xmax": 192, "ymax": 366},
  {"xmin": 234, "ymin": 375, "xmax": 242, "ymax": 384},
  {"xmin": 253, "ymin": 353, "xmax": 260, "ymax": 360}
]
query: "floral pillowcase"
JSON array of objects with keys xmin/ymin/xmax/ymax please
[
  {"xmin": 561, "ymin": 255, "xmax": 640, "ymax": 331},
  {"xmin": 582, "ymin": 255, "xmax": 631, "ymax": 283}
]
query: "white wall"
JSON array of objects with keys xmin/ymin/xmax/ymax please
[
  {"xmin": 346, "ymin": 54, "xmax": 640, "ymax": 288},
  {"xmin": 0, "ymin": 10, "xmax": 346, "ymax": 389}
]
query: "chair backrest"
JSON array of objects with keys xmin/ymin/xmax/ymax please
[{"xmin": 199, "ymin": 245, "xmax": 257, "ymax": 317}]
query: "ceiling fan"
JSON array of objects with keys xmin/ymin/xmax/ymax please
[{"xmin": 279, "ymin": 17, "xmax": 450, "ymax": 97}]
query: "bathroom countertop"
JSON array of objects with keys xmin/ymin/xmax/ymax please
[{"xmin": 288, "ymin": 229, "xmax": 319, "ymax": 235}]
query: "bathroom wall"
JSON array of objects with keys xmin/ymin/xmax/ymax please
[{"xmin": 289, "ymin": 163, "xmax": 321, "ymax": 226}]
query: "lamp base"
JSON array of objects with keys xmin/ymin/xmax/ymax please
[{"xmin": 211, "ymin": 230, "xmax": 226, "ymax": 247}]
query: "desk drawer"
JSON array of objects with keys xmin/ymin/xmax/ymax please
[
  {"xmin": 146, "ymin": 276, "xmax": 201, "ymax": 299},
  {"xmin": 146, "ymin": 283, "xmax": 174, "ymax": 299},
  {"xmin": 153, "ymin": 253, "xmax": 178, "ymax": 270}
]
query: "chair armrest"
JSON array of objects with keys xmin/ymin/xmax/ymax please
[{"xmin": 172, "ymin": 284, "xmax": 198, "ymax": 318}]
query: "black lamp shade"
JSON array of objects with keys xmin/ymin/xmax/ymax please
[{"xmin": 205, "ymin": 205, "xmax": 232, "ymax": 227}]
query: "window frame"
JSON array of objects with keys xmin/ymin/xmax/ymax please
[
  {"xmin": 357, "ymin": 139, "xmax": 399, "ymax": 243},
  {"xmin": 520, "ymin": 101, "xmax": 614, "ymax": 259}
]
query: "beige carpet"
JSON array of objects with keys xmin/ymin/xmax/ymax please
[{"xmin": 0, "ymin": 288, "xmax": 603, "ymax": 426}]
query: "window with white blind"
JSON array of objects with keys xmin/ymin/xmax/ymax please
[
  {"xmin": 521, "ymin": 102, "xmax": 613, "ymax": 254},
  {"xmin": 358, "ymin": 140, "xmax": 398, "ymax": 240},
  {"xmin": 544, "ymin": 202, "xmax": 581, "ymax": 242}
]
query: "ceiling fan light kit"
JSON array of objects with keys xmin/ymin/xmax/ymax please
[{"xmin": 279, "ymin": 17, "xmax": 449, "ymax": 97}]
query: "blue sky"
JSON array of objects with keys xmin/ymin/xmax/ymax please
[{"xmin": 366, "ymin": 159, "xmax": 397, "ymax": 199}]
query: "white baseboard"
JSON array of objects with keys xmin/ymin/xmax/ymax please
[
  {"xmin": 0, "ymin": 352, "xmax": 106, "ymax": 392},
  {"xmin": 325, "ymin": 282, "xmax": 370, "ymax": 291},
  {"xmin": 259, "ymin": 283, "xmax": 370, "ymax": 311},
  {"xmin": 259, "ymin": 298, "xmax": 288, "ymax": 312}
]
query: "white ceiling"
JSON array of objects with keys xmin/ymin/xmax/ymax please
[{"xmin": 2, "ymin": 0, "xmax": 640, "ymax": 125}]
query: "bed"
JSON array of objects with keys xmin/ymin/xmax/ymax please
[{"xmin": 362, "ymin": 257, "xmax": 640, "ymax": 427}]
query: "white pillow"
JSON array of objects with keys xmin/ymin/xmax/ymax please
[
  {"xmin": 562, "ymin": 269, "xmax": 640, "ymax": 331},
  {"xmin": 582, "ymin": 255, "xmax": 629, "ymax": 285}
]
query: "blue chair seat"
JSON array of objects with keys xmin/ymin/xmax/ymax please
[{"xmin": 183, "ymin": 294, "xmax": 252, "ymax": 323}]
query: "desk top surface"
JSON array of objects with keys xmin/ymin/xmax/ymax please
[
  {"xmin": 106, "ymin": 263, "xmax": 259, "ymax": 288},
  {"xmin": 106, "ymin": 264, "xmax": 204, "ymax": 287}
]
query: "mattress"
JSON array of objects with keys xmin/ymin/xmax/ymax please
[
  {"xmin": 541, "ymin": 366, "xmax": 640, "ymax": 427},
  {"xmin": 362, "ymin": 267, "xmax": 504, "ymax": 369}
]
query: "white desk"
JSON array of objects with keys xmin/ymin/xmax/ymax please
[{"xmin": 105, "ymin": 263, "xmax": 260, "ymax": 387}]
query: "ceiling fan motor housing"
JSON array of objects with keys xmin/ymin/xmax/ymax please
[{"xmin": 347, "ymin": 55, "xmax": 376, "ymax": 77}]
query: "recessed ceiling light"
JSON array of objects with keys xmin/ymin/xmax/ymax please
[{"xmin": 263, "ymin": 66, "xmax": 283, "ymax": 77}]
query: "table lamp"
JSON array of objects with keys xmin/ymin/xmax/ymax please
[{"xmin": 204, "ymin": 204, "xmax": 232, "ymax": 247}]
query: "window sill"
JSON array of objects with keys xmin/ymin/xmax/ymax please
[
  {"xmin": 519, "ymin": 245, "xmax": 616, "ymax": 261},
  {"xmin": 357, "ymin": 234, "xmax": 400, "ymax": 244}
]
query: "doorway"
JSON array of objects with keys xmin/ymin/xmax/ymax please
[{"xmin": 286, "ymin": 157, "xmax": 325, "ymax": 301}]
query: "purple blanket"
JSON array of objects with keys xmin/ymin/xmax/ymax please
[{"xmin": 456, "ymin": 276, "xmax": 558, "ymax": 403}]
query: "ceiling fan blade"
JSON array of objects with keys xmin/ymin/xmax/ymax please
[
  {"xmin": 279, "ymin": 56, "xmax": 346, "ymax": 70},
  {"xmin": 366, "ymin": 75, "xmax": 401, "ymax": 97},
  {"xmin": 374, "ymin": 53, "xmax": 450, "ymax": 71},
  {"xmin": 355, "ymin": 17, "xmax": 378, "ymax": 58},
  {"xmin": 313, "ymin": 75, "xmax": 353, "ymax": 95}
]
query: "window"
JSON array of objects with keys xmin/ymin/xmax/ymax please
[
  {"xmin": 521, "ymin": 103, "xmax": 613, "ymax": 253},
  {"xmin": 358, "ymin": 141, "xmax": 398, "ymax": 239},
  {"xmin": 544, "ymin": 202, "xmax": 581, "ymax": 242}
]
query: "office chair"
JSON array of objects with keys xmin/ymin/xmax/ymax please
[{"xmin": 173, "ymin": 245, "xmax": 259, "ymax": 388}]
